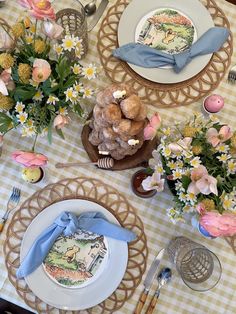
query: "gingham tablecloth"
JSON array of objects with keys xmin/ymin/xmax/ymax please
[{"xmin": 0, "ymin": 0, "xmax": 236, "ymax": 313}]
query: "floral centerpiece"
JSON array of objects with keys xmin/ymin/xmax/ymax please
[
  {"xmin": 142, "ymin": 113, "xmax": 236, "ymax": 237},
  {"xmin": 0, "ymin": 0, "xmax": 97, "ymax": 153}
]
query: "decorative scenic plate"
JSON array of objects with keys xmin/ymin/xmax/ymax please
[
  {"xmin": 43, "ymin": 230, "xmax": 108, "ymax": 289},
  {"xmin": 136, "ymin": 8, "xmax": 197, "ymax": 54},
  {"xmin": 118, "ymin": 0, "xmax": 214, "ymax": 83},
  {"xmin": 20, "ymin": 199, "xmax": 128, "ymax": 310}
]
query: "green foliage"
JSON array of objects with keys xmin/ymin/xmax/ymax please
[
  {"xmin": 14, "ymin": 86, "xmax": 36, "ymax": 101},
  {"xmin": 0, "ymin": 113, "xmax": 13, "ymax": 133}
]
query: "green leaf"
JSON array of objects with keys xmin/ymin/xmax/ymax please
[
  {"xmin": 181, "ymin": 175, "xmax": 191, "ymax": 190},
  {"xmin": 73, "ymin": 103, "xmax": 83, "ymax": 116},
  {"xmin": 42, "ymin": 79, "xmax": 52, "ymax": 96},
  {"xmin": 14, "ymin": 86, "xmax": 36, "ymax": 101},
  {"xmin": 47, "ymin": 118, "xmax": 53, "ymax": 145},
  {"xmin": 0, "ymin": 112, "xmax": 13, "ymax": 133},
  {"xmin": 55, "ymin": 127, "xmax": 65, "ymax": 140}
]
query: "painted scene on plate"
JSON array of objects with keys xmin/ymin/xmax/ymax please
[
  {"xmin": 43, "ymin": 230, "xmax": 108, "ymax": 288},
  {"xmin": 137, "ymin": 9, "xmax": 195, "ymax": 54}
]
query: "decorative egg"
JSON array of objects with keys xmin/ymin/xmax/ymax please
[
  {"xmin": 22, "ymin": 167, "xmax": 43, "ymax": 183},
  {"xmin": 203, "ymin": 94, "xmax": 224, "ymax": 113}
]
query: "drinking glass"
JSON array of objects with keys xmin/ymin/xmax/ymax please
[{"xmin": 167, "ymin": 236, "xmax": 222, "ymax": 292}]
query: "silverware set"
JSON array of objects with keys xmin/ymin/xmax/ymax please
[
  {"xmin": 134, "ymin": 248, "xmax": 172, "ymax": 314},
  {"xmin": 0, "ymin": 187, "xmax": 21, "ymax": 233}
]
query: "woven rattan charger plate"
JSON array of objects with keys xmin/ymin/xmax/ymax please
[
  {"xmin": 97, "ymin": 0, "xmax": 233, "ymax": 107},
  {"xmin": 4, "ymin": 177, "xmax": 148, "ymax": 314}
]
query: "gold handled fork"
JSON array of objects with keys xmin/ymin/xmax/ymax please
[{"xmin": 0, "ymin": 187, "xmax": 21, "ymax": 233}]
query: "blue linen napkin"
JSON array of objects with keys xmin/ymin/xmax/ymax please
[
  {"xmin": 113, "ymin": 27, "xmax": 230, "ymax": 73},
  {"xmin": 16, "ymin": 211, "xmax": 136, "ymax": 279}
]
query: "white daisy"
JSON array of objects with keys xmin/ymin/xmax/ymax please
[
  {"xmin": 64, "ymin": 88, "xmax": 78, "ymax": 103},
  {"xmin": 167, "ymin": 161, "xmax": 177, "ymax": 170},
  {"xmin": 83, "ymin": 88, "xmax": 93, "ymax": 98},
  {"xmin": 222, "ymin": 195, "xmax": 234, "ymax": 210},
  {"xmin": 162, "ymin": 127, "xmax": 171, "ymax": 137},
  {"xmin": 73, "ymin": 82, "xmax": 83, "ymax": 93},
  {"xmin": 215, "ymin": 144, "xmax": 229, "ymax": 153},
  {"xmin": 62, "ymin": 35, "xmax": 77, "ymax": 51},
  {"xmin": 82, "ymin": 64, "xmax": 97, "ymax": 80},
  {"xmin": 59, "ymin": 107, "xmax": 68, "ymax": 116},
  {"xmin": 227, "ymin": 160, "xmax": 236, "ymax": 175},
  {"xmin": 33, "ymin": 90, "xmax": 43, "ymax": 102},
  {"xmin": 50, "ymin": 79, "xmax": 58, "ymax": 88},
  {"xmin": 217, "ymin": 154, "xmax": 231, "ymax": 163},
  {"xmin": 172, "ymin": 169, "xmax": 183, "ymax": 180},
  {"xmin": 76, "ymin": 38, "xmax": 83, "ymax": 48},
  {"xmin": 72, "ymin": 64, "xmax": 82, "ymax": 75},
  {"xmin": 162, "ymin": 146, "xmax": 172, "ymax": 158},
  {"xmin": 47, "ymin": 95, "xmax": 59, "ymax": 105},
  {"xmin": 175, "ymin": 181, "xmax": 184, "ymax": 192},
  {"xmin": 17, "ymin": 112, "xmax": 28, "ymax": 124},
  {"xmin": 54, "ymin": 44, "xmax": 63, "ymax": 55},
  {"xmin": 190, "ymin": 156, "xmax": 202, "ymax": 168},
  {"xmin": 75, "ymin": 47, "xmax": 84, "ymax": 59},
  {"xmin": 21, "ymin": 126, "xmax": 36, "ymax": 137},
  {"xmin": 15, "ymin": 101, "xmax": 25, "ymax": 113},
  {"xmin": 25, "ymin": 34, "xmax": 34, "ymax": 44}
]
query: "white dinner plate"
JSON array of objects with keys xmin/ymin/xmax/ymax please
[
  {"xmin": 118, "ymin": 0, "xmax": 214, "ymax": 83},
  {"xmin": 20, "ymin": 199, "xmax": 128, "ymax": 311}
]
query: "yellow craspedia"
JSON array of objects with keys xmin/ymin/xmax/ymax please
[
  {"xmin": 34, "ymin": 39, "xmax": 46, "ymax": 54},
  {"xmin": 18, "ymin": 63, "xmax": 31, "ymax": 84},
  {"xmin": 201, "ymin": 199, "xmax": 215, "ymax": 211},
  {"xmin": 11, "ymin": 23, "xmax": 24, "ymax": 38},
  {"xmin": 0, "ymin": 93, "xmax": 14, "ymax": 110},
  {"xmin": 231, "ymin": 133, "xmax": 236, "ymax": 148},
  {"xmin": 183, "ymin": 125, "xmax": 198, "ymax": 138},
  {"xmin": 229, "ymin": 147, "xmax": 236, "ymax": 156},
  {"xmin": 192, "ymin": 145, "xmax": 203, "ymax": 155},
  {"xmin": 0, "ymin": 53, "xmax": 14, "ymax": 69}
]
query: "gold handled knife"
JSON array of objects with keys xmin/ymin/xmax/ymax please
[
  {"xmin": 134, "ymin": 248, "xmax": 165, "ymax": 314},
  {"xmin": 87, "ymin": 0, "xmax": 109, "ymax": 31}
]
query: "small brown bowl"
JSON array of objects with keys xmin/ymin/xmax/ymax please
[{"xmin": 131, "ymin": 169, "xmax": 157, "ymax": 198}]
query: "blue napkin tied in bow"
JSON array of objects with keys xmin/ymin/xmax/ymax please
[
  {"xmin": 17, "ymin": 211, "xmax": 136, "ymax": 279},
  {"xmin": 113, "ymin": 27, "xmax": 230, "ymax": 73}
]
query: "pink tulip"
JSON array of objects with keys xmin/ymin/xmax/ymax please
[
  {"xmin": 200, "ymin": 211, "xmax": 236, "ymax": 237},
  {"xmin": 196, "ymin": 174, "xmax": 218, "ymax": 196},
  {"xmin": 0, "ymin": 30, "xmax": 14, "ymax": 51},
  {"xmin": 191, "ymin": 165, "xmax": 208, "ymax": 182},
  {"xmin": 144, "ymin": 113, "xmax": 161, "ymax": 140},
  {"xmin": 18, "ymin": 0, "xmax": 56, "ymax": 20},
  {"xmin": 12, "ymin": 150, "xmax": 48, "ymax": 168},
  {"xmin": 42, "ymin": 21, "xmax": 64, "ymax": 39},
  {"xmin": 196, "ymin": 202, "xmax": 206, "ymax": 215},
  {"xmin": 187, "ymin": 165, "xmax": 208, "ymax": 195},
  {"xmin": 206, "ymin": 126, "xmax": 233, "ymax": 147},
  {"xmin": 142, "ymin": 170, "xmax": 165, "ymax": 192},
  {"xmin": 0, "ymin": 69, "xmax": 15, "ymax": 95},
  {"xmin": 168, "ymin": 137, "xmax": 192, "ymax": 154},
  {"xmin": 32, "ymin": 59, "xmax": 51, "ymax": 83},
  {"xmin": 53, "ymin": 114, "xmax": 70, "ymax": 129}
]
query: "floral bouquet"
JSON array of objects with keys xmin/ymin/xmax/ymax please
[
  {"xmin": 0, "ymin": 0, "xmax": 97, "ymax": 153},
  {"xmin": 142, "ymin": 113, "xmax": 236, "ymax": 237}
]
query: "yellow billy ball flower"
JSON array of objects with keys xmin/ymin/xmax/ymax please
[
  {"xmin": 183, "ymin": 125, "xmax": 198, "ymax": 138},
  {"xmin": 231, "ymin": 133, "xmax": 236, "ymax": 148},
  {"xmin": 18, "ymin": 63, "xmax": 31, "ymax": 84},
  {"xmin": 0, "ymin": 93, "xmax": 14, "ymax": 110},
  {"xmin": 192, "ymin": 145, "xmax": 203, "ymax": 155},
  {"xmin": 34, "ymin": 39, "xmax": 46, "ymax": 54},
  {"xmin": 11, "ymin": 23, "xmax": 24, "ymax": 38},
  {"xmin": 0, "ymin": 53, "xmax": 14, "ymax": 69},
  {"xmin": 201, "ymin": 199, "xmax": 215, "ymax": 211}
]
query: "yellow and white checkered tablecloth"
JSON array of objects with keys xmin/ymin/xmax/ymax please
[{"xmin": 0, "ymin": 0, "xmax": 236, "ymax": 313}]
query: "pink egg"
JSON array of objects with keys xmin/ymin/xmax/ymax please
[{"xmin": 203, "ymin": 94, "xmax": 224, "ymax": 113}]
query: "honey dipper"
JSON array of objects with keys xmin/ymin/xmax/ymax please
[{"xmin": 55, "ymin": 157, "xmax": 114, "ymax": 169}]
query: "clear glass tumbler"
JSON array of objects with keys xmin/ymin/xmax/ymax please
[{"xmin": 167, "ymin": 236, "xmax": 222, "ymax": 292}]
